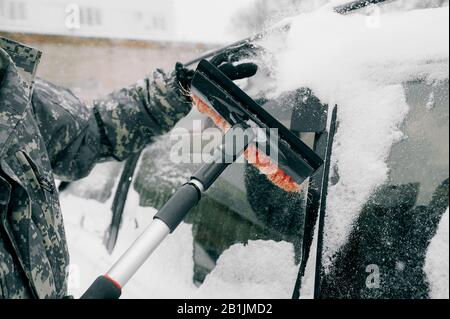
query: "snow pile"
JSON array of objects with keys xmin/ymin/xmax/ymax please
[
  {"xmin": 197, "ymin": 240, "xmax": 298, "ymax": 298},
  {"xmin": 62, "ymin": 161, "xmax": 121, "ymax": 202},
  {"xmin": 425, "ymin": 208, "xmax": 449, "ymax": 299},
  {"xmin": 263, "ymin": 6, "xmax": 449, "ymax": 269}
]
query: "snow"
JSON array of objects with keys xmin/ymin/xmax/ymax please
[
  {"xmin": 298, "ymin": 217, "xmax": 320, "ymax": 299},
  {"xmin": 259, "ymin": 6, "xmax": 449, "ymax": 270},
  {"xmin": 424, "ymin": 208, "xmax": 449, "ymax": 299},
  {"xmin": 197, "ymin": 240, "xmax": 298, "ymax": 298},
  {"xmin": 426, "ymin": 91, "xmax": 436, "ymax": 111},
  {"xmin": 62, "ymin": 161, "xmax": 121, "ymax": 202}
]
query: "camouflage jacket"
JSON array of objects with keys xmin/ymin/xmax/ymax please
[{"xmin": 0, "ymin": 37, "xmax": 191, "ymax": 299}]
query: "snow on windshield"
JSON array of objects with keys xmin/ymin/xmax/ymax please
[
  {"xmin": 258, "ymin": 6, "xmax": 448, "ymax": 272},
  {"xmin": 425, "ymin": 208, "xmax": 449, "ymax": 299}
]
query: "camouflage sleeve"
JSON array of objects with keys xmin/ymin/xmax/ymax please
[
  {"xmin": 31, "ymin": 69, "xmax": 191, "ymax": 181},
  {"xmin": 94, "ymin": 69, "xmax": 192, "ymax": 160}
]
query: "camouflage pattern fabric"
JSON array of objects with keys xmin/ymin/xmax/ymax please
[
  {"xmin": 0, "ymin": 37, "xmax": 41, "ymax": 96},
  {"xmin": 0, "ymin": 36, "xmax": 191, "ymax": 299}
]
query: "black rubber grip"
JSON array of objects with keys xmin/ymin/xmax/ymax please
[
  {"xmin": 81, "ymin": 275, "xmax": 122, "ymax": 299},
  {"xmin": 191, "ymin": 161, "xmax": 230, "ymax": 190},
  {"xmin": 154, "ymin": 183, "xmax": 201, "ymax": 232}
]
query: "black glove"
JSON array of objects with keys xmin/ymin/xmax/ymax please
[
  {"xmin": 209, "ymin": 42, "xmax": 259, "ymax": 81},
  {"xmin": 175, "ymin": 42, "xmax": 260, "ymax": 92},
  {"xmin": 174, "ymin": 62, "xmax": 195, "ymax": 92}
]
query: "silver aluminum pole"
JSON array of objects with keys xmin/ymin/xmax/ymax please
[{"xmin": 106, "ymin": 218, "xmax": 171, "ymax": 288}]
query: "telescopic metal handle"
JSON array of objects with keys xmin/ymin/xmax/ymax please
[
  {"xmin": 81, "ymin": 125, "xmax": 255, "ymax": 299},
  {"xmin": 81, "ymin": 218, "xmax": 171, "ymax": 299}
]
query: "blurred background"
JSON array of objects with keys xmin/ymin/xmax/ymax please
[
  {"xmin": 0, "ymin": 0, "xmax": 259, "ymax": 101},
  {"xmin": 0, "ymin": 0, "xmax": 335, "ymax": 101},
  {"xmin": 2, "ymin": 0, "xmax": 445, "ymax": 101}
]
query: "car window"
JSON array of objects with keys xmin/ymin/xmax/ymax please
[
  {"xmin": 388, "ymin": 81, "xmax": 448, "ymax": 204},
  {"xmin": 318, "ymin": 79, "xmax": 449, "ymax": 298}
]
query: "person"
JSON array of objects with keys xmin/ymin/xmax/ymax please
[{"xmin": 0, "ymin": 36, "xmax": 257, "ymax": 299}]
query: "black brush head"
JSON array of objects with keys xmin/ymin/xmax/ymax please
[{"xmin": 191, "ymin": 59, "xmax": 324, "ymax": 186}]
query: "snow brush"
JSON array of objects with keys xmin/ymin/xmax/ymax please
[
  {"xmin": 81, "ymin": 60, "xmax": 323, "ymax": 299},
  {"xmin": 191, "ymin": 60, "xmax": 323, "ymax": 192}
]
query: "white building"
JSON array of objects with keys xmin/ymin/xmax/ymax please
[{"xmin": 0, "ymin": 0, "xmax": 176, "ymax": 41}]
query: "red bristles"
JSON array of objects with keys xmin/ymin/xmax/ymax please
[
  {"xmin": 192, "ymin": 95, "xmax": 231, "ymax": 132},
  {"xmin": 192, "ymin": 95, "xmax": 305, "ymax": 193}
]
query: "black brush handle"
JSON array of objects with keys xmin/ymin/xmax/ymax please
[
  {"xmin": 154, "ymin": 183, "xmax": 201, "ymax": 232},
  {"xmin": 81, "ymin": 275, "xmax": 122, "ymax": 299},
  {"xmin": 191, "ymin": 162, "xmax": 230, "ymax": 190}
]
